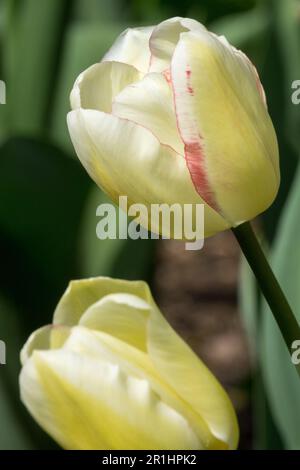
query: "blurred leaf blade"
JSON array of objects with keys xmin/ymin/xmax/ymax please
[
  {"xmin": 260, "ymin": 162, "xmax": 300, "ymax": 449},
  {"xmin": 0, "ymin": 296, "xmax": 34, "ymax": 450},
  {"xmin": 0, "ymin": 137, "xmax": 91, "ymax": 331},
  {"xmin": 79, "ymin": 186, "xmax": 156, "ymax": 281},
  {"xmin": 79, "ymin": 187, "xmax": 128, "ymax": 277},
  {"xmin": 73, "ymin": 0, "xmax": 124, "ymax": 23},
  {"xmin": 210, "ymin": 4, "xmax": 270, "ymax": 49},
  {"xmin": 239, "ymin": 255, "xmax": 258, "ymax": 358},
  {"xmin": 4, "ymin": 0, "xmax": 72, "ymax": 136},
  {"xmin": 271, "ymin": 0, "xmax": 300, "ymax": 154}
]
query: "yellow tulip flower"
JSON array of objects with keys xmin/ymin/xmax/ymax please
[
  {"xmin": 20, "ymin": 277, "xmax": 239, "ymax": 450},
  {"xmin": 67, "ymin": 17, "xmax": 279, "ymax": 238}
]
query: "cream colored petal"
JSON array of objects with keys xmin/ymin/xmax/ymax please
[
  {"xmin": 149, "ymin": 17, "xmax": 206, "ymax": 73},
  {"xmin": 67, "ymin": 108, "xmax": 228, "ymax": 237},
  {"xmin": 171, "ymin": 30, "xmax": 280, "ymax": 224},
  {"xmin": 147, "ymin": 305, "xmax": 239, "ymax": 449},
  {"xmin": 102, "ymin": 26, "xmax": 154, "ymax": 73},
  {"xmin": 79, "ymin": 293, "xmax": 150, "ymax": 351},
  {"xmin": 20, "ymin": 325, "xmax": 51, "ymax": 366},
  {"xmin": 50, "ymin": 326, "xmax": 71, "ymax": 350},
  {"xmin": 20, "ymin": 337, "xmax": 203, "ymax": 450},
  {"xmin": 70, "ymin": 61, "xmax": 141, "ymax": 112},
  {"xmin": 21, "ymin": 325, "xmax": 72, "ymax": 365},
  {"xmin": 62, "ymin": 326, "xmax": 155, "ymax": 377},
  {"xmin": 63, "ymin": 327, "xmax": 217, "ymax": 448},
  {"xmin": 112, "ymin": 73, "xmax": 184, "ymax": 155},
  {"xmin": 53, "ymin": 277, "xmax": 152, "ymax": 326}
]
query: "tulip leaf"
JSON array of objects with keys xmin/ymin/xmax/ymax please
[
  {"xmin": 0, "ymin": 379, "xmax": 34, "ymax": 449},
  {"xmin": 210, "ymin": 4, "xmax": 270, "ymax": 65},
  {"xmin": 239, "ymin": 255, "xmax": 258, "ymax": 357},
  {"xmin": 260, "ymin": 162, "xmax": 300, "ymax": 449},
  {"xmin": 0, "ymin": 296, "xmax": 34, "ymax": 449},
  {"xmin": 4, "ymin": 0, "xmax": 72, "ymax": 136},
  {"xmin": 79, "ymin": 186, "xmax": 156, "ymax": 281},
  {"xmin": 73, "ymin": 0, "xmax": 123, "ymax": 22},
  {"xmin": 79, "ymin": 187, "xmax": 128, "ymax": 277},
  {"xmin": 271, "ymin": 0, "xmax": 300, "ymax": 154},
  {"xmin": 0, "ymin": 137, "xmax": 91, "ymax": 332},
  {"xmin": 259, "ymin": 3, "xmax": 299, "ymax": 242}
]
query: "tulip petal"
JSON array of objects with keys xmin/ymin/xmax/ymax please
[
  {"xmin": 20, "ymin": 338, "xmax": 203, "ymax": 449},
  {"xmin": 79, "ymin": 293, "xmax": 150, "ymax": 351},
  {"xmin": 147, "ymin": 306, "xmax": 239, "ymax": 449},
  {"xmin": 76, "ymin": 304, "xmax": 231, "ymax": 448},
  {"xmin": 50, "ymin": 326, "xmax": 71, "ymax": 350},
  {"xmin": 63, "ymin": 327, "xmax": 155, "ymax": 377},
  {"xmin": 171, "ymin": 31, "xmax": 279, "ymax": 224},
  {"xmin": 112, "ymin": 73, "xmax": 184, "ymax": 155},
  {"xmin": 70, "ymin": 61, "xmax": 141, "ymax": 112},
  {"xmin": 67, "ymin": 109, "xmax": 228, "ymax": 236},
  {"xmin": 53, "ymin": 277, "xmax": 152, "ymax": 326},
  {"xmin": 63, "ymin": 327, "xmax": 216, "ymax": 448},
  {"xmin": 149, "ymin": 17, "xmax": 206, "ymax": 73},
  {"xmin": 102, "ymin": 26, "xmax": 154, "ymax": 73},
  {"xmin": 20, "ymin": 325, "xmax": 51, "ymax": 366}
]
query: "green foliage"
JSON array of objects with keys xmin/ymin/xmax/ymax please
[
  {"xmin": 3, "ymin": 0, "xmax": 71, "ymax": 136},
  {"xmin": 271, "ymin": 0, "xmax": 300, "ymax": 154},
  {"xmin": 0, "ymin": 0, "xmax": 299, "ymax": 450},
  {"xmin": 79, "ymin": 187, "xmax": 155, "ymax": 280},
  {"xmin": 0, "ymin": 296, "xmax": 34, "ymax": 449},
  {"xmin": 260, "ymin": 164, "xmax": 300, "ymax": 449}
]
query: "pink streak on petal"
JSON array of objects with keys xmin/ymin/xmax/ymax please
[
  {"xmin": 184, "ymin": 139, "xmax": 220, "ymax": 212},
  {"xmin": 172, "ymin": 65, "xmax": 220, "ymax": 212},
  {"xmin": 163, "ymin": 68, "xmax": 172, "ymax": 85},
  {"xmin": 186, "ymin": 69, "xmax": 194, "ymax": 96}
]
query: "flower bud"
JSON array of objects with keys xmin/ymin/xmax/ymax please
[
  {"xmin": 20, "ymin": 277, "xmax": 238, "ymax": 450},
  {"xmin": 67, "ymin": 17, "xmax": 280, "ymax": 238}
]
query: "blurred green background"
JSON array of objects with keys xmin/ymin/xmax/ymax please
[{"xmin": 0, "ymin": 0, "xmax": 299, "ymax": 450}]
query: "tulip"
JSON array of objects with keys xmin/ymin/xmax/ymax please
[
  {"xmin": 20, "ymin": 276, "xmax": 239, "ymax": 450},
  {"xmin": 67, "ymin": 17, "xmax": 280, "ymax": 238}
]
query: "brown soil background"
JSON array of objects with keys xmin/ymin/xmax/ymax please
[{"xmin": 153, "ymin": 231, "xmax": 253, "ymax": 449}]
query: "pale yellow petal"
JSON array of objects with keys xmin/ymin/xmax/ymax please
[
  {"xmin": 67, "ymin": 109, "xmax": 228, "ymax": 237},
  {"xmin": 113, "ymin": 73, "xmax": 184, "ymax": 155},
  {"xmin": 102, "ymin": 26, "xmax": 154, "ymax": 73},
  {"xmin": 20, "ymin": 344, "xmax": 202, "ymax": 449},
  {"xmin": 171, "ymin": 30, "xmax": 279, "ymax": 224},
  {"xmin": 61, "ymin": 327, "xmax": 217, "ymax": 448},
  {"xmin": 147, "ymin": 306, "xmax": 239, "ymax": 449},
  {"xmin": 53, "ymin": 277, "xmax": 152, "ymax": 326},
  {"xmin": 70, "ymin": 61, "xmax": 141, "ymax": 112},
  {"xmin": 20, "ymin": 325, "xmax": 51, "ymax": 366},
  {"xmin": 50, "ymin": 326, "xmax": 71, "ymax": 350},
  {"xmin": 149, "ymin": 17, "xmax": 206, "ymax": 73},
  {"xmin": 79, "ymin": 293, "xmax": 150, "ymax": 351}
]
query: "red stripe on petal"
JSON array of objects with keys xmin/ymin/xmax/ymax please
[
  {"xmin": 186, "ymin": 68, "xmax": 194, "ymax": 95},
  {"xmin": 163, "ymin": 68, "xmax": 172, "ymax": 85},
  {"xmin": 171, "ymin": 64, "xmax": 220, "ymax": 213},
  {"xmin": 184, "ymin": 138, "xmax": 220, "ymax": 212}
]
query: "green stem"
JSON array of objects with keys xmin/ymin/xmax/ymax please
[{"xmin": 232, "ymin": 221, "xmax": 300, "ymax": 375}]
